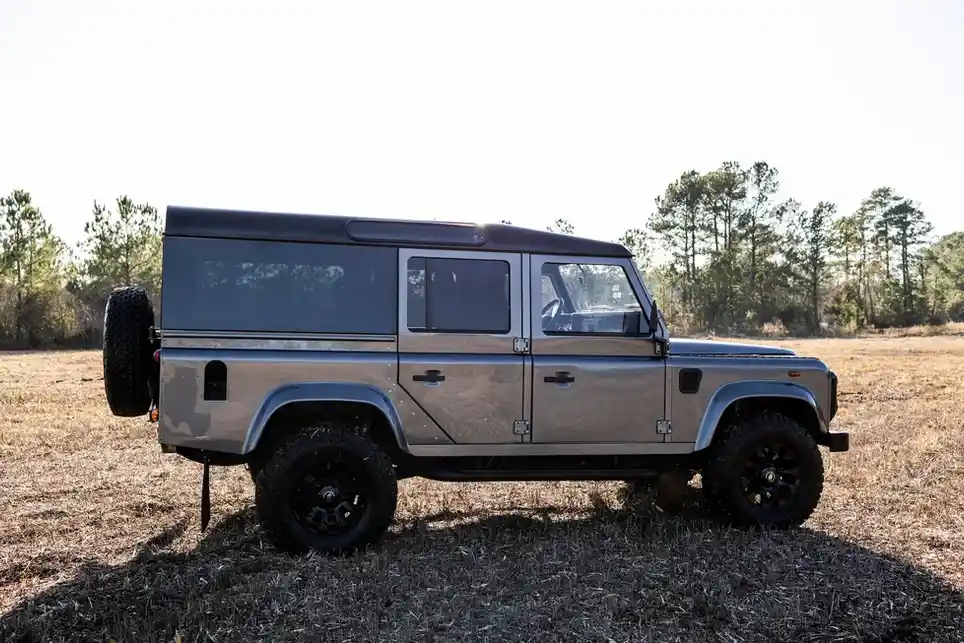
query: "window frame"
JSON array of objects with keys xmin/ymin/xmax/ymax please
[
  {"xmin": 535, "ymin": 257, "xmax": 653, "ymax": 339},
  {"xmin": 403, "ymin": 252, "xmax": 514, "ymax": 336}
]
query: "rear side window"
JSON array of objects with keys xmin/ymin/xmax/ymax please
[
  {"xmin": 407, "ymin": 257, "xmax": 510, "ymax": 333},
  {"xmin": 160, "ymin": 237, "xmax": 397, "ymax": 334}
]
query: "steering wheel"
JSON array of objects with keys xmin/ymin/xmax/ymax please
[{"xmin": 541, "ymin": 298, "xmax": 562, "ymax": 329}]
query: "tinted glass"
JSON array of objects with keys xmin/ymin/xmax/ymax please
[
  {"xmin": 161, "ymin": 237, "xmax": 397, "ymax": 334},
  {"xmin": 407, "ymin": 257, "xmax": 510, "ymax": 333}
]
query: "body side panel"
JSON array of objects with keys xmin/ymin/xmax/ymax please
[
  {"xmin": 666, "ymin": 355, "xmax": 831, "ymax": 447},
  {"xmin": 241, "ymin": 381, "xmax": 409, "ymax": 454},
  {"xmin": 161, "ymin": 332, "xmax": 395, "ymax": 352},
  {"xmin": 531, "ymin": 355, "xmax": 665, "ymax": 443},
  {"xmin": 397, "ymin": 354, "xmax": 524, "ymax": 443},
  {"xmin": 158, "ymin": 344, "xmax": 452, "ymax": 454},
  {"xmin": 387, "ymin": 383, "xmax": 454, "ymax": 446}
]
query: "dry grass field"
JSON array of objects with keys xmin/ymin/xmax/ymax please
[{"xmin": 2, "ymin": 339, "xmax": 964, "ymax": 642}]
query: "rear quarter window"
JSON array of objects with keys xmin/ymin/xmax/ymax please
[{"xmin": 160, "ymin": 237, "xmax": 397, "ymax": 334}]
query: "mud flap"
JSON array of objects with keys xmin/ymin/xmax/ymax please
[{"xmin": 200, "ymin": 459, "xmax": 211, "ymax": 532}]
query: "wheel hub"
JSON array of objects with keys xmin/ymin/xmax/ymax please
[
  {"xmin": 320, "ymin": 485, "xmax": 339, "ymax": 503},
  {"xmin": 740, "ymin": 443, "xmax": 801, "ymax": 511},
  {"xmin": 761, "ymin": 467, "xmax": 778, "ymax": 485},
  {"xmin": 290, "ymin": 463, "xmax": 368, "ymax": 537}
]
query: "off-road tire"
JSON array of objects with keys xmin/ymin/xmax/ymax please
[
  {"xmin": 103, "ymin": 285, "xmax": 157, "ymax": 417},
  {"xmin": 255, "ymin": 426, "xmax": 398, "ymax": 555},
  {"xmin": 701, "ymin": 411, "xmax": 824, "ymax": 529}
]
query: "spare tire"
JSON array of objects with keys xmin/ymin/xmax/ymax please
[{"xmin": 103, "ymin": 285, "xmax": 157, "ymax": 417}]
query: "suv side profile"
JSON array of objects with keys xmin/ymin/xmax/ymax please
[{"xmin": 102, "ymin": 206, "xmax": 847, "ymax": 554}]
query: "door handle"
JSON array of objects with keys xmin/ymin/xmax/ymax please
[
  {"xmin": 544, "ymin": 371, "xmax": 575, "ymax": 384},
  {"xmin": 413, "ymin": 369, "xmax": 445, "ymax": 383}
]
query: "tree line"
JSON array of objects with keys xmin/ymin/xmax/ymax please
[
  {"xmin": 627, "ymin": 162, "xmax": 962, "ymax": 335},
  {"xmin": 2, "ymin": 163, "xmax": 961, "ymax": 348},
  {"xmin": 0, "ymin": 191, "xmax": 160, "ymax": 348}
]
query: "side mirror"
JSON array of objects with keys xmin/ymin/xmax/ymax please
[{"xmin": 646, "ymin": 299, "xmax": 668, "ymax": 354}]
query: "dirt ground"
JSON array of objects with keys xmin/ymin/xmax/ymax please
[{"xmin": 1, "ymin": 339, "xmax": 963, "ymax": 642}]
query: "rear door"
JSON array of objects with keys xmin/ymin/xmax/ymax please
[{"xmin": 397, "ymin": 248, "xmax": 527, "ymax": 443}]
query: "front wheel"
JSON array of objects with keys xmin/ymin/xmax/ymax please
[
  {"xmin": 255, "ymin": 426, "xmax": 398, "ymax": 555},
  {"xmin": 701, "ymin": 411, "xmax": 824, "ymax": 529}
]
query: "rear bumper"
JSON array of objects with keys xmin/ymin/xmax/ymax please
[{"xmin": 819, "ymin": 430, "xmax": 849, "ymax": 452}]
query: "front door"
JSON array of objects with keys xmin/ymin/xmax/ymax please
[
  {"xmin": 529, "ymin": 255, "xmax": 665, "ymax": 443},
  {"xmin": 397, "ymin": 248, "xmax": 527, "ymax": 444}
]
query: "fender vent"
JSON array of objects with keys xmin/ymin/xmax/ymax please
[
  {"xmin": 203, "ymin": 360, "xmax": 228, "ymax": 401},
  {"xmin": 679, "ymin": 368, "xmax": 702, "ymax": 394}
]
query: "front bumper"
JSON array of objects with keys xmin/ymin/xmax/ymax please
[{"xmin": 820, "ymin": 370, "xmax": 847, "ymax": 451}]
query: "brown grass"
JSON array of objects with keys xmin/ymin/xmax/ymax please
[{"xmin": 2, "ymin": 340, "xmax": 964, "ymax": 642}]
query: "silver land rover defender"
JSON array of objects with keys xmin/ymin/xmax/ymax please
[{"xmin": 102, "ymin": 206, "xmax": 847, "ymax": 554}]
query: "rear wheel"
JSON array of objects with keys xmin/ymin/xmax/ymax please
[
  {"xmin": 102, "ymin": 285, "xmax": 157, "ymax": 417},
  {"xmin": 701, "ymin": 411, "xmax": 823, "ymax": 529},
  {"xmin": 255, "ymin": 426, "xmax": 398, "ymax": 555}
]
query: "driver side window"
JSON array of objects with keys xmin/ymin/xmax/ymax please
[{"xmin": 540, "ymin": 262, "xmax": 645, "ymax": 335}]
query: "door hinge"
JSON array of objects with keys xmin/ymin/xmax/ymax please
[
  {"xmin": 656, "ymin": 420, "xmax": 672, "ymax": 435},
  {"xmin": 513, "ymin": 337, "xmax": 530, "ymax": 354},
  {"xmin": 513, "ymin": 420, "xmax": 531, "ymax": 435}
]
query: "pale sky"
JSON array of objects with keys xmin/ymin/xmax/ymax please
[{"xmin": 1, "ymin": 0, "xmax": 962, "ymax": 250}]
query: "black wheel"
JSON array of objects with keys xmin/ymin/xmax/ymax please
[
  {"xmin": 255, "ymin": 426, "xmax": 398, "ymax": 555},
  {"xmin": 103, "ymin": 285, "xmax": 157, "ymax": 417},
  {"xmin": 701, "ymin": 411, "xmax": 823, "ymax": 529}
]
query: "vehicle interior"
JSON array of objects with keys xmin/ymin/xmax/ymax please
[{"xmin": 539, "ymin": 261, "xmax": 645, "ymax": 335}]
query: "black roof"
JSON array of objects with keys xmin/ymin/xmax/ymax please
[{"xmin": 163, "ymin": 206, "xmax": 631, "ymax": 258}]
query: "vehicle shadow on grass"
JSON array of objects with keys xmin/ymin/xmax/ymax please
[{"xmin": 3, "ymin": 485, "xmax": 963, "ymax": 643}]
